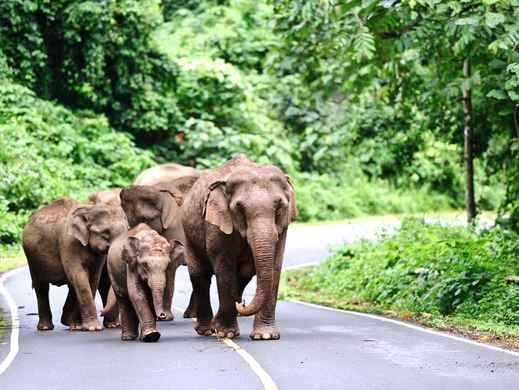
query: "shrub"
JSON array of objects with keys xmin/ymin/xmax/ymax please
[
  {"xmin": 292, "ymin": 164, "xmax": 454, "ymax": 222},
  {"xmin": 295, "ymin": 220, "xmax": 519, "ymax": 324},
  {"xmin": 0, "ymin": 80, "xmax": 153, "ymax": 244}
]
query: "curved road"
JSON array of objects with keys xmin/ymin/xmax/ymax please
[{"xmin": 1, "ymin": 215, "xmax": 519, "ymax": 389}]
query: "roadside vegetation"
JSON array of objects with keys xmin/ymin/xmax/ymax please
[{"xmin": 281, "ymin": 219, "xmax": 519, "ymax": 349}]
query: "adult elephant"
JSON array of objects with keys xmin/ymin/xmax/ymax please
[
  {"xmin": 181, "ymin": 154, "xmax": 297, "ymax": 340},
  {"xmin": 119, "ymin": 175, "xmax": 200, "ymax": 319},
  {"xmin": 22, "ymin": 198, "xmax": 128, "ymax": 331},
  {"xmin": 134, "ymin": 163, "xmax": 199, "ymax": 186}
]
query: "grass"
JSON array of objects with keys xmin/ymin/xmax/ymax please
[
  {"xmin": 0, "ymin": 244, "xmax": 26, "ymax": 340},
  {"xmin": 280, "ymin": 220, "xmax": 519, "ymax": 351},
  {"xmin": 280, "ymin": 267, "xmax": 519, "ymax": 351},
  {"xmin": 0, "ymin": 244, "xmax": 26, "ymax": 274}
]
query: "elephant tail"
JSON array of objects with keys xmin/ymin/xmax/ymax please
[{"xmin": 101, "ymin": 286, "xmax": 117, "ymax": 316}]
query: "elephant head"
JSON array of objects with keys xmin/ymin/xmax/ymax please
[
  {"xmin": 88, "ymin": 188, "xmax": 122, "ymax": 207},
  {"xmin": 70, "ymin": 204, "xmax": 128, "ymax": 254},
  {"xmin": 120, "ymin": 175, "xmax": 199, "ymax": 233},
  {"xmin": 122, "ymin": 224, "xmax": 183, "ymax": 320},
  {"xmin": 204, "ymin": 165, "xmax": 297, "ymax": 316}
]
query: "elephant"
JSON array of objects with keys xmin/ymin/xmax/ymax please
[
  {"xmin": 133, "ymin": 163, "xmax": 199, "ymax": 186},
  {"xmin": 105, "ymin": 223, "xmax": 184, "ymax": 342},
  {"xmin": 119, "ymin": 176, "xmax": 199, "ymax": 319},
  {"xmin": 88, "ymin": 188, "xmax": 123, "ymax": 328},
  {"xmin": 88, "ymin": 188, "xmax": 121, "ymax": 207},
  {"xmin": 180, "ymin": 154, "xmax": 297, "ymax": 340},
  {"xmin": 22, "ymin": 198, "xmax": 128, "ymax": 331}
]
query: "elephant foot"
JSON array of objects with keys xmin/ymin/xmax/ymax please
[
  {"xmin": 69, "ymin": 323, "xmax": 82, "ymax": 331},
  {"xmin": 121, "ymin": 332, "xmax": 138, "ymax": 341},
  {"xmin": 250, "ymin": 324, "xmax": 280, "ymax": 341},
  {"xmin": 141, "ymin": 329, "xmax": 160, "ymax": 343},
  {"xmin": 195, "ymin": 321, "xmax": 213, "ymax": 336},
  {"xmin": 104, "ymin": 319, "xmax": 121, "ymax": 329},
  {"xmin": 37, "ymin": 319, "xmax": 54, "ymax": 331},
  {"xmin": 81, "ymin": 319, "xmax": 103, "ymax": 332},
  {"xmin": 157, "ymin": 310, "xmax": 174, "ymax": 322},
  {"xmin": 212, "ymin": 318, "xmax": 240, "ymax": 339}
]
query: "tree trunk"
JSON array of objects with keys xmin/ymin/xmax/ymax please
[{"xmin": 462, "ymin": 59, "xmax": 476, "ymax": 223}]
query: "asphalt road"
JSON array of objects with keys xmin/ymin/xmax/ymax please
[{"xmin": 1, "ymin": 214, "xmax": 519, "ymax": 390}]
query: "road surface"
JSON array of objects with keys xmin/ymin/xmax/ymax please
[{"xmin": 1, "ymin": 215, "xmax": 519, "ymax": 389}]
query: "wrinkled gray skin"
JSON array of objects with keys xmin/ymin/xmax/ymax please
[
  {"xmin": 88, "ymin": 188, "xmax": 123, "ymax": 328},
  {"xmin": 22, "ymin": 198, "xmax": 128, "ymax": 331},
  {"xmin": 134, "ymin": 163, "xmax": 199, "ymax": 186},
  {"xmin": 106, "ymin": 223, "xmax": 183, "ymax": 342},
  {"xmin": 88, "ymin": 188, "xmax": 121, "ymax": 207},
  {"xmin": 181, "ymin": 154, "xmax": 297, "ymax": 340},
  {"xmin": 119, "ymin": 176, "xmax": 199, "ymax": 320}
]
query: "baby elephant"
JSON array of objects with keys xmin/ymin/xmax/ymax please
[{"xmin": 107, "ymin": 223, "xmax": 183, "ymax": 342}]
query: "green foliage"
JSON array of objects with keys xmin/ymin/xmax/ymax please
[
  {"xmin": 0, "ymin": 0, "xmax": 182, "ymax": 135},
  {"xmin": 0, "ymin": 80, "xmax": 153, "ymax": 244},
  {"xmin": 271, "ymin": 0, "xmax": 518, "ymax": 225},
  {"xmin": 291, "ymin": 220, "xmax": 519, "ymax": 324},
  {"xmin": 157, "ymin": 1, "xmax": 277, "ymax": 72},
  {"xmin": 292, "ymin": 166, "xmax": 453, "ymax": 222},
  {"xmin": 0, "ymin": 0, "xmax": 514, "ymax": 249}
]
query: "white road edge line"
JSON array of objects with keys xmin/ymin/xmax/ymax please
[
  {"xmin": 0, "ymin": 267, "xmax": 27, "ymax": 376},
  {"xmin": 288, "ymin": 299, "xmax": 519, "ymax": 359},
  {"xmin": 283, "ymin": 262, "xmax": 519, "ymax": 358},
  {"xmin": 172, "ymin": 305, "xmax": 278, "ymax": 390}
]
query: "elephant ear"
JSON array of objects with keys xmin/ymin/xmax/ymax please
[
  {"xmin": 158, "ymin": 190, "xmax": 180, "ymax": 230},
  {"xmin": 122, "ymin": 236, "xmax": 139, "ymax": 268},
  {"xmin": 286, "ymin": 176, "xmax": 298, "ymax": 223},
  {"xmin": 203, "ymin": 181, "xmax": 233, "ymax": 235},
  {"xmin": 71, "ymin": 206, "xmax": 91, "ymax": 246}
]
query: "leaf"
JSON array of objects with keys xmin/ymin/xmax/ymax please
[
  {"xmin": 487, "ymin": 89, "xmax": 507, "ymax": 100},
  {"xmin": 485, "ymin": 12, "xmax": 505, "ymax": 29}
]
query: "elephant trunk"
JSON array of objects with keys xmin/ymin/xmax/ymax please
[
  {"xmin": 235, "ymin": 219, "xmax": 277, "ymax": 316},
  {"xmin": 149, "ymin": 275, "xmax": 167, "ymax": 320},
  {"xmin": 101, "ymin": 286, "xmax": 117, "ymax": 317}
]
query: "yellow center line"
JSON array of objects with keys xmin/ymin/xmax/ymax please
[{"xmin": 172, "ymin": 305, "xmax": 278, "ymax": 390}]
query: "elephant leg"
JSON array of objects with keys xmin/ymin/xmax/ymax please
[
  {"xmin": 127, "ymin": 275, "xmax": 160, "ymax": 342},
  {"xmin": 250, "ymin": 231, "xmax": 286, "ymax": 341},
  {"xmin": 183, "ymin": 291, "xmax": 197, "ymax": 319},
  {"xmin": 35, "ymin": 281, "xmax": 53, "ymax": 331},
  {"xmin": 118, "ymin": 297, "xmax": 138, "ymax": 341},
  {"xmin": 190, "ymin": 271, "xmax": 213, "ymax": 336},
  {"xmin": 99, "ymin": 264, "xmax": 119, "ymax": 328},
  {"xmin": 61, "ymin": 286, "xmax": 81, "ymax": 329},
  {"xmin": 212, "ymin": 274, "xmax": 240, "ymax": 338},
  {"xmin": 185, "ymin": 246, "xmax": 213, "ymax": 336},
  {"xmin": 211, "ymin": 255, "xmax": 240, "ymax": 339},
  {"xmin": 160, "ymin": 265, "xmax": 175, "ymax": 321},
  {"xmin": 69, "ymin": 269, "xmax": 102, "ymax": 331}
]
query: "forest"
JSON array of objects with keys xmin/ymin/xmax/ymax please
[
  {"xmin": 1, "ymin": 0, "xmax": 517, "ymax": 242},
  {"xmin": 1, "ymin": 1, "xmax": 519, "ymax": 341}
]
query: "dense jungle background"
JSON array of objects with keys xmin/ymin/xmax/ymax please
[{"xmin": 0, "ymin": 0, "xmax": 518, "ymax": 241}]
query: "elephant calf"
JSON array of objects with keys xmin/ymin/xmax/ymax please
[
  {"xmin": 22, "ymin": 198, "xmax": 128, "ymax": 331},
  {"xmin": 106, "ymin": 223, "xmax": 183, "ymax": 342}
]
